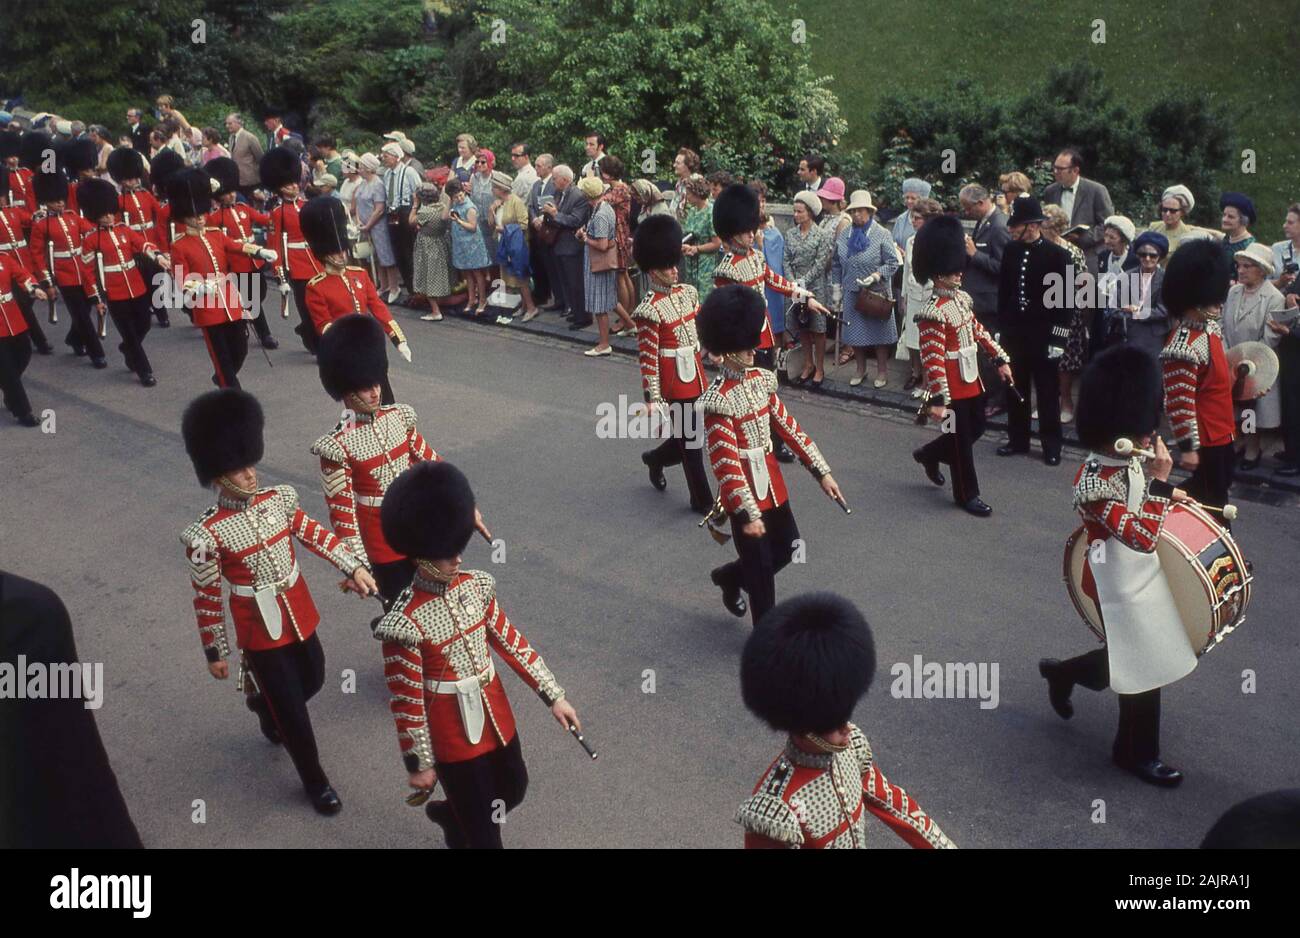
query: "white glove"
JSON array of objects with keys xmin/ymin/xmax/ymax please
[
  {"xmin": 278, "ymin": 281, "xmax": 291, "ymax": 296},
  {"xmin": 857, "ymin": 272, "xmax": 882, "ymax": 288},
  {"xmin": 397, "ymin": 341, "xmax": 412, "ymax": 363},
  {"xmin": 257, "ymin": 248, "xmax": 277, "ymax": 263}
]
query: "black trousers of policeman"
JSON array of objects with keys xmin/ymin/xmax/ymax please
[
  {"xmin": 107, "ymin": 296, "xmax": 153, "ymax": 376},
  {"xmin": 918, "ymin": 394, "xmax": 986, "ymax": 504},
  {"xmin": 1054, "ymin": 647, "xmax": 1162, "ymax": 765},
  {"xmin": 0, "ymin": 332, "xmax": 34, "ymax": 419},
  {"xmin": 245, "ymin": 633, "xmax": 330, "ymax": 796},
  {"xmin": 1004, "ymin": 335, "xmax": 1062, "ymax": 458},
  {"xmin": 435, "ymin": 734, "xmax": 529, "ymax": 849},
  {"xmin": 643, "ymin": 394, "xmax": 713, "ymax": 509},
  {"xmin": 201, "ymin": 320, "xmax": 249, "ymax": 389},
  {"xmin": 713, "ymin": 501, "xmax": 801, "ymax": 626}
]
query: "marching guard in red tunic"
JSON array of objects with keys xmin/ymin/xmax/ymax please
[
  {"xmin": 631, "ymin": 214, "xmax": 713, "ymax": 512},
  {"xmin": 61, "ymin": 138, "xmax": 98, "ymax": 216},
  {"xmin": 1, "ymin": 130, "xmax": 37, "ymax": 212},
  {"xmin": 1159, "ymin": 240, "xmax": 1237, "ymax": 518},
  {"xmin": 77, "ymin": 177, "xmax": 170, "ymax": 387},
  {"xmin": 29, "ymin": 156, "xmax": 92, "ymax": 360},
  {"xmin": 0, "ymin": 164, "xmax": 61, "ymax": 365},
  {"xmin": 108, "ymin": 146, "xmax": 171, "ymax": 329},
  {"xmin": 910, "ymin": 215, "xmax": 1014, "ymax": 516},
  {"xmin": 374, "ymin": 461, "xmax": 580, "ymax": 848},
  {"xmin": 1039, "ymin": 346, "xmax": 1197, "ymax": 787},
  {"xmin": 168, "ymin": 168, "xmax": 281, "ymax": 390},
  {"xmin": 0, "ymin": 251, "xmax": 51, "ymax": 427},
  {"xmin": 146, "ymin": 148, "xmax": 186, "ymax": 252},
  {"xmin": 736, "ymin": 592, "xmax": 956, "ymax": 849},
  {"xmin": 261, "ymin": 147, "xmax": 323, "ymax": 353},
  {"xmin": 697, "ymin": 285, "xmax": 843, "ymax": 625},
  {"xmin": 180, "ymin": 389, "xmax": 378, "ymax": 814},
  {"xmin": 312, "ymin": 314, "xmax": 487, "ymax": 607},
  {"xmin": 205, "ymin": 156, "xmax": 283, "ymax": 350}
]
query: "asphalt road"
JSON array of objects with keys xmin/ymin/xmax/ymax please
[{"xmin": 6, "ymin": 304, "xmax": 1298, "ymax": 849}]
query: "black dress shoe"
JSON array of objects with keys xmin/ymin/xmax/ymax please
[
  {"xmin": 809, "ymin": 378, "xmax": 824, "ymax": 392},
  {"xmin": 1044, "ymin": 453, "xmax": 1061, "ymax": 466},
  {"xmin": 72, "ymin": 346, "xmax": 87, "ymax": 357},
  {"xmin": 568, "ymin": 319, "xmax": 593, "ymax": 330},
  {"xmin": 961, "ymin": 497, "xmax": 993, "ymax": 517},
  {"xmin": 425, "ymin": 799, "xmax": 467, "ymax": 849},
  {"xmin": 91, "ymin": 356, "xmax": 108, "ymax": 369},
  {"xmin": 17, "ymin": 413, "xmax": 40, "ymax": 428},
  {"xmin": 1113, "ymin": 758, "xmax": 1183, "ymax": 788},
  {"xmin": 310, "ymin": 785, "xmax": 343, "ymax": 815},
  {"xmin": 641, "ymin": 451, "xmax": 667, "ymax": 491},
  {"xmin": 912, "ymin": 448, "xmax": 944, "ymax": 486},
  {"xmin": 1276, "ymin": 464, "xmax": 1300, "ymax": 477},
  {"xmin": 260, "ymin": 335, "xmax": 280, "ymax": 350},
  {"xmin": 710, "ymin": 567, "xmax": 747, "ymax": 618},
  {"xmin": 773, "ymin": 441, "xmax": 796, "ymax": 464},
  {"xmin": 1038, "ymin": 658, "xmax": 1074, "ymax": 720},
  {"xmin": 156, "ymin": 314, "xmax": 171, "ymax": 328},
  {"xmin": 139, "ymin": 372, "xmax": 157, "ymax": 387},
  {"xmin": 996, "ymin": 444, "xmax": 1028, "ymax": 457},
  {"xmin": 1239, "ymin": 455, "xmax": 1261, "ymax": 471}
]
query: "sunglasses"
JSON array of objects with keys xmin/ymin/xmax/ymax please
[
  {"xmin": 475, "ymin": 159, "xmax": 488, "ymax": 164},
  {"xmin": 1159, "ymin": 207, "xmax": 1181, "ymax": 214},
  {"xmin": 1136, "ymin": 251, "xmax": 1160, "ymax": 259}
]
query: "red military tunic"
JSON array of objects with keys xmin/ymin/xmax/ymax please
[
  {"xmin": 7, "ymin": 166, "xmax": 37, "ymax": 213},
  {"xmin": 916, "ymin": 287, "xmax": 1009, "ymax": 404},
  {"xmin": 30, "ymin": 210, "xmax": 95, "ymax": 289},
  {"xmin": 170, "ymin": 227, "xmax": 266, "ymax": 327},
  {"xmin": 78, "ymin": 223, "xmax": 154, "ymax": 302},
  {"xmin": 736, "ymin": 726, "xmax": 955, "ymax": 849},
  {"xmin": 268, "ymin": 197, "xmax": 322, "ymax": 281},
  {"xmin": 633, "ymin": 283, "xmax": 706, "ymax": 403},
  {"xmin": 312, "ymin": 404, "xmax": 439, "ymax": 566},
  {"xmin": 305, "ymin": 265, "xmax": 401, "ymax": 341},
  {"xmin": 209, "ymin": 201, "xmax": 278, "ymax": 276},
  {"xmin": 181, "ymin": 485, "xmax": 363, "ymax": 658},
  {"xmin": 118, "ymin": 186, "xmax": 163, "ymax": 244},
  {"xmin": 1161, "ymin": 320, "xmax": 1235, "ymax": 452},
  {"xmin": 376, "ymin": 569, "xmax": 565, "ymax": 767},
  {"xmin": 0, "ymin": 205, "xmax": 34, "ymax": 274},
  {"xmin": 0, "ymin": 254, "xmax": 37, "ymax": 336},
  {"xmin": 715, "ymin": 247, "xmax": 809, "ymax": 351},
  {"xmin": 699, "ymin": 365, "xmax": 830, "ymax": 522}
]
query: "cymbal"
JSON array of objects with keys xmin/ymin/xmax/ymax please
[{"xmin": 1227, "ymin": 341, "xmax": 1279, "ymax": 401}]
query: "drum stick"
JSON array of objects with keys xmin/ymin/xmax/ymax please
[
  {"xmin": 1197, "ymin": 502, "xmax": 1238, "ymax": 521},
  {"xmin": 834, "ymin": 494, "xmax": 853, "ymax": 515},
  {"xmin": 1113, "ymin": 437, "xmax": 1156, "ymax": 459},
  {"xmin": 1008, "ymin": 385, "xmax": 1026, "ymax": 405},
  {"xmin": 405, "ymin": 787, "xmax": 434, "ymax": 807},
  {"xmin": 568, "ymin": 724, "xmax": 598, "ymax": 760}
]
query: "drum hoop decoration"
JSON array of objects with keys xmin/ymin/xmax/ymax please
[{"xmin": 1062, "ymin": 527, "xmax": 1106, "ymax": 644}]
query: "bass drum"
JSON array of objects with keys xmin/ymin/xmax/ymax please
[
  {"xmin": 1063, "ymin": 502, "xmax": 1252, "ymax": 655},
  {"xmin": 778, "ymin": 343, "xmax": 806, "ymax": 384}
]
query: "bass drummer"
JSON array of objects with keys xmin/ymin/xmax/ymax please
[{"xmin": 1038, "ymin": 345, "xmax": 1198, "ymax": 787}]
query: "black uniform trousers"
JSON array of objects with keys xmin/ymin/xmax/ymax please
[
  {"xmin": 107, "ymin": 296, "xmax": 153, "ymax": 377},
  {"xmin": 0, "ymin": 332, "xmax": 34, "ymax": 419},
  {"xmin": 1182, "ymin": 442, "xmax": 1235, "ymax": 525},
  {"xmin": 918, "ymin": 394, "xmax": 986, "ymax": 503},
  {"xmin": 556, "ymin": 252, "xmax": 586, "ymax": 322},
  {"xmin": 243, "ymin": 269, "xmax": 274, "ymax": 342},
  {"xmin": 58, "ymin": 285, "xmax": 104, "ymax": 360},
  {"xmin": 1054, "ymin": 647, "xmax": 1162, "ymax": 765},
  {"xmin": 245, "ymin": 633, "xmax": 329, "ymax": 795},
  {"xmin": 1003, "ymin": 335, "xmax": 1062, "ymax": 457},
  {"xmin": 713, "ymin": 500, "xmax": 801, "ymax": 626},
  {"xmin": 644, "ymin": 394, "xmax": 713, "ymax": 509},
  {"xmin": 972, "ymin": 307, "xmax": 1006, "ymax": 410},
  {"xmin": 202, "ymin": 319, "xmax": 249, "ymax": 389},
  {"xmin": 388, "ymin": 213, "xmax": 415, "ymax": 292},
  {"xmin": 372, "ymin": 558, "xmax": 416, "ymax": 609},
  {"xmin": 435, "ymin": 734, "xmax": 529, "ymax": 849},
  {"xmin": 530, "ymin": 240, "xmax": 552, "ymax": 305},
  {"xmin": 15, "ymin": 286, "xmax": 51, "ymax": 352},
  {"xmin": 290, "ymin": 278, "xmax": 317, "ymax": 354},
  {"xmin": 136, "ymin": 253, "xmax": 169, "ymax": 326}
]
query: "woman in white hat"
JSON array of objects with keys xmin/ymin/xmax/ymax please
[
  {"xmin": 1146, "ymin": 184, "xmax": 1221, "ymax": 259},
  {"xmin": 831, "ymin": 189, "xmax": 899, "ymax": 387},
  {"xmin": 1222, "ymin": 242, "xmax": 1286, "ymax": 469}
]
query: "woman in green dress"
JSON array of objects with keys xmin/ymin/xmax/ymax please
[{"xmin": 680, "ymin": 175, "xmax": 720, "ymax": 299}]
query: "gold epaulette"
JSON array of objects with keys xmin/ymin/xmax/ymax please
[{"xmin": 307, "ymin": 271, "xmax": 327, "ymax": 287}]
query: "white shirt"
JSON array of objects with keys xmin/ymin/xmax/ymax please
[
  {"xmin": 511, "ymin": 163, "xmax": 538, "ymax": 200},
  {"xmin": 1060, "ymin": 183, "xmax": 1077, "ymax": 221}
]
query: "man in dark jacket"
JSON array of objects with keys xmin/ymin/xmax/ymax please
[
  {"xmin": 541, "ymin": 164, "xmax": 591, "ymax": 327},
  {"xmin": 961, "ymin": 184, "xmax": 1012, "ymax": 413}
]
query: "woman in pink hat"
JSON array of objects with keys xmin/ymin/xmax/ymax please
[{"xmin": 816, "ymin": 177, "xmax": 850, "ymax": 362}]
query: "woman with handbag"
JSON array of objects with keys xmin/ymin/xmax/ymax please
[
  {"xmin": 576, "ymin": 175, "xmax": 625, "ymax": 356},
  {"xmin": 832, "ymin": 190, "xmax": 899, "ymax": 387},
  {"xmin": 783, "ymin": 191, "xmax": 833, "ymax": 388}
]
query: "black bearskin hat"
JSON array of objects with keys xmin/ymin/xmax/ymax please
[
  {"xmin": 148, "ymin": 148, "xmax": 185, "ymax": 195},
  {"xmin": 1162, "ymin": 239, "xmax": 1232, "ymax": 318},
  {"xmin": 205, "ymin": 156, "xmax": 241, "ymax": 197},
  {"xmin": 741, "ymin": 592, "xmax": 876, "ymax": 735},
  {"xmin": 19, "ymin": 131, "xmax": 54, "ymax": 171},
  {"xmin": 712, "ymin": 183, "xmax": 762, "ymax": 241},
  {"xmin": 182, "ymin": 389, "xmax": 265, "ymax": 487},
  {"xmin": 32, "ymin": 165, "xmax": 68, "ymax": 205},
  {"xmin": 63, "ymin": 137, "xmax": 98, "ymax": 175},
  {"xmin": 259, "ymin": 146, "xmax": 300, "ymax": 191},
  {"xmin": 317, "ymin": 314, "xmax": 388, "ymax": 400},
  {"xmin": 0, "ymin": 130, "xmax": 20, "ymax": 161},
  {"xmin": 381, "ymin": 462, "xmax": 477, "ymax": 561},
  {"xmin": 166, "ymin": 168, "xmax": 212, "ymax": 220},
  {"xmin": 911, "ymin": 214, "xmax": 967, "ymax": 284},
  {"xmin": 106, "ymin": 147, "xmax": 145, "ymax": 184},
  {"xmin": 77, "ymin": 177, "xmax": 121, "ymax": 222},
  {"xmin": 1075, "ymin": 345, "xmax": 1164, "ymax": 451},
  {"xmin": 697, "ymin": 283, "xmax": 767, "ymax": 355},
  {"xmin": 1201, "ymin": 790, "xmax": 1300, "ymax": 849},
  {"xmin": 632, "ymin": 214, "xmax": 683, "ymax": 272},
  {"xmin": 300, "ymin": 196, "xmax": 349, "ymax": 259}
]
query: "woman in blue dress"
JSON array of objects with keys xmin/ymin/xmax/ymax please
[
  {"xmin": 446, "ymin": 178, "xmax": 491, "ymax": 314},
  {"xmin": 832, "ymin": 190, "xmax": 900, "ymax": 387}
]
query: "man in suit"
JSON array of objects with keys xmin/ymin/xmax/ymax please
[
  {"xmin": 225, "ymin": 113, "xmax": 264, "ymax": 200},
  {"xmin": 960, "ymin": 183, "xmax": 1013, "ymax": 414},
  {"xmin": 125, "ymin": 108, "xmax": 151, "ymax": 155},
  {"xmin": 526, "ymin": 153, "xmax": 557, "ymax": 309},
  {"xmin": 1042, "ymin": 148, "xmax": 1113, "ymax": 275},
  {"xmin": 541, "ymin": 164, "xmax": 590, "ymax": 327}
]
